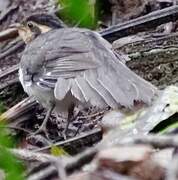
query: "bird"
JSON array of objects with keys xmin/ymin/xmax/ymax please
[{"xmin": 15, "ymin": 13, "xmax": 157, "ymax": 136}]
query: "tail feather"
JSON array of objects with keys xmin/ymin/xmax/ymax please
[
  {"xmin": 111, "ymin": 60, "xmax": 157, "ymax": 105},
  {"xmin": 98, "ymin": 66, "xmax": 134, "ymax": 107},
  {"xmin": 74, "ymin": 76, "xmax": 107, "ymax": 107},
  {"xmin": 70, "ymin": 78, "xmax": 86, "ymax": 103},
  {"xmin": 84, "ymin": 70, "xmax": 118, "ymax": 109}
]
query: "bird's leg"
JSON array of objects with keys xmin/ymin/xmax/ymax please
[
  {"xmin": 33, "ymin": 104, "xmax": 54, "ymax": 136},
  {"xmin": 64, "ymin": 103, "xmax": 75, "ymax": 138}
]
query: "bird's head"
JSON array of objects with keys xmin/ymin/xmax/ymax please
[{"xmin": 14, "ymin": 13, "xmax": 65, "ymax": 43}]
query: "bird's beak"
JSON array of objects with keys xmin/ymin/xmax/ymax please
[{"xmin": 9, "ymin": 23, "xmax": 28, "ymax": 37}]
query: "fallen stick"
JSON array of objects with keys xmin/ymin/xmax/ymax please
[
  {"xmin": 34, "ymin": 128, "xmax": 102, "ymax": 153},
  {"xmin": 0, "ymin": 78, "xmax": 19, "ymax": 91},
  {"xmin": 0, "ymin": 97, "xmax": 37, "ymax": 124},
  {"xmin": 0, "ymin": 64, "xmax": 19, "ymax": 79},
  {"xmin": 11, "ymin": 148, "xmax": 56, "ymax": 162},
  {"xmin": 0, "ymin": 40, "xmax": 24, "ymax": 60},
  {"xmin": 100, "ymin": 5, "xmax": 178, "ymax": 42},
  {"xmin": 0, "ymin": 28, "xmax": 18, "ymax": 42}
]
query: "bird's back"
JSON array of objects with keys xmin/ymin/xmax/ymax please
[{"xmin": 20, "ymin": 27, "xmax": 157, "ymax": 110}]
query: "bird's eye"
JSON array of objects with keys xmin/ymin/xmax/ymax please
[{"xmin": 27, "ymin": 22, "xmax": 34, "ymax": 29}]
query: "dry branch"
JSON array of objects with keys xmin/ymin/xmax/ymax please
[
  {"xmin": 34, "ymin": 128, "xmax": 102, "ymax": 153},
  {"xmin": 0, "ymin": 40, "xmax": 24, "ymax": 60},
  {"xmin": 0, "ymin": 78, "xmax": 19, "ymax": 90},
  {"xmin": 0, "ymin": 97, "xmax": 37, "ymax": 124},
  {"xmin": 118, "ymin": 134, "xmax": 178, "ymax": 148},
  {"xmin": 11, "ymin": 148, "xmax": 56, "ymax": 162},
  {"xmin": 0, "ymin": 64, "xmax": 19, "ymax": 79},
  {"xmin": 100, "ymin": 5, "xmax": 178, "ymax": 41},
  {"xmin": 0, "ymin": 28, "xmax": 18, "ymax": 42}
]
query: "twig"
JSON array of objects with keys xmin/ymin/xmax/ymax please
[
  {"xmin": 0, "ymin": 64, "xmax": 19, "ymax": 79},
  {"xmin": 100, "ymin": 5, "xmax": 178, "ymax": 42},
  {"xmin": 0, "ymin": 125, "xmax": 32, "ymax": 134},
  {"xmin": 0, "ymin": 28, "xmax": 18, "ymax": 42},
  {"xmin": 0, "ymin": 97, "xmax": 37, "ymax": 124},
  {"xmin": 0, "ymin": 5, "xmax": 18, "ymax": 23},
  {"xmin": 11, "ymin": 148, "xmax": 56, "ymax": 162},
  {"xmin": 65, "ymin": 148, "xmax": 97, "ymax": 175},
  {"xmin": 0, "ymin": 41, "xmax": 25, "ymax": 60},
  {"xmin": 113, "ymin": 134, "xmax": 178, "ymax": 149},
  {"xmin": 34, "ymin": 128, "xmax": 102, "ymax": 153},
  {"xmin": 2, "ymin": 37, "xmax": 22, "ymax": 52},
  {"xmin": 0, "ymin": 78, "xmax": 19, "ymax": 90},
  {"xmin": 11, "ymin": 147, "xmax": 96, "ymax": 176},
  {"xmin": 11, "ymin": 149, "xmax": 66, "ymax": 180},
  {"xmin": 77, "ymin": 110, "xmax": 106, "ymax": 119},
  {"xmin": 27, "ymin": 165, "xmax": 59, "ymax": 180}
]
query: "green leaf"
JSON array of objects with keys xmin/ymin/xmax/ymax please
[
  {"xmin": 57, "ymin": 0, "xmax": 98, "ymax": 28},
  {"xmin": 50, "ymin": 145, "xmax": 68, "ymax": 156},
  {"xmin": 0, "ymin": 102, "xmax": 6, "ymax": 114},
  {"xmin": 0, "ymin": 124, "xmax": 24, "ymax": 180},
  {"xmin": 0, "ymin": 147, "xmax": 24, "ymax": 180}
]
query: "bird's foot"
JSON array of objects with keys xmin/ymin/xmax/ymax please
[
  {"xmin": 31, "ymin": 106, "xmax": 54, "ymax": 139},
  {"xmin": 34, "ymin": 124, "xmax": 47, "ymax": 134},
  {"xmin": 62, "ymin": 104, "xmax": 75, "ymax": 139},
  {"xmin": 63, "ymin": 120, "xmax": 70, "ymax": 139}
]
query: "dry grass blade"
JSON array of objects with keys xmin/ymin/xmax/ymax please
[
  {"xmin": 0, "ymin": 64, "xmax": 19, "ymax": 79},
  {"xmin": 0, "ymin": 97, "xmax": 37, "ymax": 124},
  {"xmin": 0, "ymin": 40, "xmax": 24, "ymax": 60}
]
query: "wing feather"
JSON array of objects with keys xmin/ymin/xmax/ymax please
[
  {"xmin": 74, "ymin": 76, "xmax": 107, "ymax": 107},
  {"xmin": 54, "ymin": 78, "xmax": 71, "ymax": 100},
  {"xmin": 84, "ymin": 70, "xmax": 118, "ymax": 108},
  {"xmin": 21, "ymin": 28, "xmax": 157, "ymax": 109},
  {"xmin": 97, "ymin": 66, "xmax": 134, "ymax": 107},
  {"xmin": 70, "ymin": 78, "xmax": 86, "ymax": 102}
]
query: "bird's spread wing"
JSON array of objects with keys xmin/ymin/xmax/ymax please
[{"xmin": 21, "ymin": 28, "xmax": 157, "ymax": 109}]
